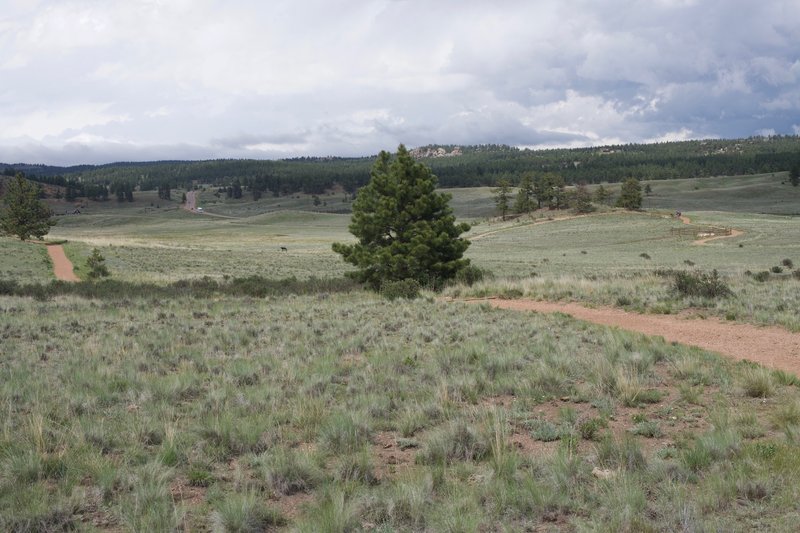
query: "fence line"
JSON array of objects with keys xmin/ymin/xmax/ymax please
[{"xmin": 670, "ymin": 226, "xmax": 732, "ymax": 237}]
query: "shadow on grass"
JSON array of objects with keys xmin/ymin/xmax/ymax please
[{"xmin": 0, "ymin": 275, "xmax": 363, "ymax": 300}]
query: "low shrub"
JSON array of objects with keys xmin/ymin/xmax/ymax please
[
  {"xmin": 453, "ymin": 265, "xmax": 491, "ymax": 287},
  {"xmin": 753, "ymin": 271, "xmax": 771, "ymax": 282},
  {"xmin": 672, "ymin": 269, "xmax": 732, "ymax": 298},
  {"xmin": 771, "ymin": 266, "xmax": 783, "ymax": 274},
  {"xmin": 380, "ymin": 278, "xmax": 421, "ymax": 300},
  {"xmin": 782, "ymin": 258, "xmax": 793, "ymax": 269}
]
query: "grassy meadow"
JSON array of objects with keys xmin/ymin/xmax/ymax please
[
  {"xmin": 1, "ymin": 171, "xmax": 799, "ymax": 530},
  {"xmin": 3, "ymin": 293, "xmax": 800, "ymax": 531}
]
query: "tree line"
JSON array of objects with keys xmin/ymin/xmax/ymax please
[{"xmin": 4, "ymin": 136, "xmax": 799, "ymax": 199}]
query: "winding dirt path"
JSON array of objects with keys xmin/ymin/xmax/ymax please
[
  {"xmin": 457, "ymin": 298, "xmax": 800, "ymax": 376},
  {"xmin": 678, "ymin": 213, "xmax": 744, "ymax": 245},
  {"xmin": 46, "ymin": 244, "xmax": 79, "ymax": 282}
]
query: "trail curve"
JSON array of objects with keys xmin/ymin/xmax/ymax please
[{"xmin": 456, "ymin": 298, "xmax": 800, "ymax": 376}]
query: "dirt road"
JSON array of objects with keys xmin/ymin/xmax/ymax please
[
  {"xmin": 46, "ymin": 244, "xmax": 79, "ymax": 282},
  {"xmin": 458, "ymin": 298, "xmax": 800, "ymax": 376},
  {"xmin": 184, "ymin": 190, "xmax": 196, "ymax": 211}
]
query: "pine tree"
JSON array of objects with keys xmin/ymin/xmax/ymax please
[
  {"xmin": 513, "ymin": 174, "xmax": 534, "ymax": 214},
  {"xmin": 572, "ymin": 183, "xmax": 594, "ymax": 213},
  {"xmin": 86, "ymin": 248, "xmax": 110, "ymax": 279},
  {"xmin": 493, "ymin": 178, "xmax": 512, "ymax": 220},
  {"xmin": 616, "ymin": 178, "xmax": 643, "ymax": 209},
  {"xmin": 594, "ymin": 184, "xmax": 611, "ymax": 205},
  {"xmin": 790, "ymin": 166, "xmax": 799, "ymax": 187},
  {"xmin": 0, "ymin": 173, "xmax": 55, "ymax": 240},
  {"xmin": 332, "ymin": 145, "xmax": 470, "ymax": 290}
]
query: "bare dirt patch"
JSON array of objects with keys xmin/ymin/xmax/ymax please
[
  {"xmin": 372, "ymin": 431, "xmax": 417, "ymax": 481},
  {"xmin": 456, "ymin": 298, "xmax": 800, "ymax": 376},
  {"xmin": 46, "ymin": 244, "xmax": 79, "ymax": 281},
  {"xmin": 183, "ymin": 190, "xmax": 197, "ymax": 211}
]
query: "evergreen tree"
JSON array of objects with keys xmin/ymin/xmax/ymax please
[
  {"xmin": 533, "ymin": 174, "xmax": 549, "ymax": 209},
  {"xmin": 332, "ymin": 145, "xmax": 470, "ymax": 290},
  {"xmin": 86, "ymin": 248, "xmax": 110, "ymax": 279},
  {"xmin": 616, "ymin": 178, "xmax": 643, "ymax": 209},
  {"xmin": 513, "ymin": 174, "xmax": 534, "ymax": 214},
  {"xmin": 548, "ymin": 174, "xmax": 566, "ymax": 209},
  {"xmin": 593, "ymin": 184, "xmax": 611, "ymax": 205},
  {"xmin": 493, "ymin": 178, "xmax": 512, "ymax": 220},
  {"xmin": 572, "ymin": 183, "xmax": 594, "ymax": 214},
  {"xmin": 790, "ymin": 166, "xmax": 799, "ymax": 187},
  {"xmin": 0, "ymin": 173, "xmax": 55, "ymax": 240}
]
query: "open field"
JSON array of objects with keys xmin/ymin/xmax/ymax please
[
  {"xmin": 2, "ymin": 171, "xmax": 799, "ymax": 530},
  {"xmin": 3, "ymin": 293, "xmax": 800, "ymax": 531},
  {"xmin": 451, "ymin": 210, "xmax": 800, "ymax": 331}
]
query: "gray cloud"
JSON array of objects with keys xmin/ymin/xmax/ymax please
[{"xmin": 0, "ymin": 0, "xmax": 798, "ymax": 165}]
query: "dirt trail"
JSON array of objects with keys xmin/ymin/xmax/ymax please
[
  {"xmin": 184, "ymin": 190, "xmax": 196, "ymax": 211},
  {"xmin": 457, "ymin": 298, "xmax": 800, "ymax": 376},
  {"xmin": 46, "ymin": 244, "xmax": 79, "ymax": 282}
]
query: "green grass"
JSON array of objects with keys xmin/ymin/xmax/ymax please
[
  {"xmin": 2, "ymin": 291, "xmax": 800, "ymax": 530},
  {"xmin": 0, "ymin": 237, "xmax": 53, "ymax": 283},
  {"xmin": 2, "ymin": 172, "xmax": 795, "ymax": 530}
]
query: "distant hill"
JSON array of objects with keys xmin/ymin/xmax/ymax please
[{"xmin": 3, "ymin": 136, "xmax": 799, "ymax": 196}]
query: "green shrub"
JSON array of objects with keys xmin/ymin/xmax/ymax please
[
  {"xmin": 528, "ymin": 419, "xmax": 561, "ymax": 442},
  {"xmin": 0, "ymin": 279, "xmax": 18, "ymax": 294},
  {"xmin": 453, "ymin": 265, "xmax": 490, "ymax": 286},
  {"xmin": 771, "ymin": 265, "xmax": 783, "ymax": 274},
  {"xmin": 782, "ymin": 258, "xmax": 793, "ymax": 269},
  {"xmin": 753, "ymin": 271, "xmax": 771, "ymax": 282},
  {"xmin": 630, "ymin": 420, "xmax": 662, "ymax": 438},
  {"xmin": 86, "ymin": 248, "xmax": 110, "ymax": 279},
  {"xmin": 672, "ymin": 269, "xmax": 732, "ymax": 298},
  {"xmin": 380, "ymin": 278, "xmax": 421, "ymax": 300},
  {"xmin": 578, "ymin": 417, "xmax": 606, "ymax": 441}
]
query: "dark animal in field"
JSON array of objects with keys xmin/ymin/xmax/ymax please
[{"xmin": 280, "ymin": 246, "xmax": 288, "ymax": 251}]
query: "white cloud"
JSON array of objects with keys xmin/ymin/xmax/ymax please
[{"xmin": 0, "ymin": 0, "xmax": 797, "ymax": 165}]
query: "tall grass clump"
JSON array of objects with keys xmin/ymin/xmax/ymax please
[
  {"xmin": 740, "ymin": 366, "xmax": 774, "ymax": 398},
  {"xmin": 209, "ymin": 491, "xmax": 285, "ymax": 532},
  {"xmin": 416, "ymin": 420, "xmax": 490, "ymax": 465},
  {"xmin": 259, "ymin": 448, "xmax": 322, "ymax": 495},
  {"xmin": 319, "ymin": 412, "xmax": 373, "ymax": 455}
]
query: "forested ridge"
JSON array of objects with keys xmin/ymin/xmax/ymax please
[{"xmin": 3, "ymin": 136, "xmax": 799, "ymax": 199}]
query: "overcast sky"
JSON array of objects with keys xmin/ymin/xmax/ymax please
[{"xmin": 1, "ymin": 0, "xmax": 798, "ymax": 165}]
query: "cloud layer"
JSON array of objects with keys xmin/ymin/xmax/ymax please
[{"xmin": 1, "ymin": 0, "xmax": 798, "ymax": 165}]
